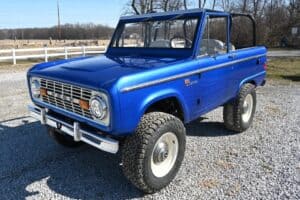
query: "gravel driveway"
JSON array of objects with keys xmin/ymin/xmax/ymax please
[{"xmin": 0, "ymin": 70, "xmax": 299, "ymax": 200}]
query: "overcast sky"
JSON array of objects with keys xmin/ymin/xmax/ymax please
[{"xmin": 0, "ymin": 0, "xmax": 129, "ymax": 29}]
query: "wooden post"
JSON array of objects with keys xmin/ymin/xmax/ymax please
[
  {"xmin": 44, "ymin": 47, "xmax": 48, "ymax": 62},
  {"xmin": 82, "ymin": 46, "xmax": 86, "ymax": 56},
  {"xmin": 12, "ymin": 48, "xmax": 16, "ymax": 65},
  {"xmin": 64, "ymin": 47, "xmax": 68, "ymax": 59}
]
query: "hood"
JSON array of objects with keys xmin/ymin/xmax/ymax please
[{"xmin": 28, "ymin": 55, "xmax": 181, "ymax": 90}]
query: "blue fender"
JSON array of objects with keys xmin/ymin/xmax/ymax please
[
  {"xmin": 138, "ymin": 88, "xmax": 190, "ymax": 123},
  {"xmin": 239, "ymin": 71, "xmax": 266, "ymax": 89}
]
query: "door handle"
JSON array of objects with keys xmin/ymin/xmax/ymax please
[{"xmin": 228, "ymin": 54, "xmax": 237, "ymax": 59}]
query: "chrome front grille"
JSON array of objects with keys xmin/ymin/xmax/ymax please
[{"xmin": 40, "ymin": 78, "xmax": 93, "ymax": 119}]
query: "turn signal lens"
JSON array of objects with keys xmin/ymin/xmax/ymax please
[
  {"xmin": 79, "ymin": 99, "xmax": 90, "ymax": 110},
  {"xmin": 263, "ymin": 63, "xmax": 267, "ymax": 70},
  {"xmin": 40, "ymin": 88, "xmax": 47, "ymax": 96}
]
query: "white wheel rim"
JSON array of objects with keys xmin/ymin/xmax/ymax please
[
  {"xmin": 242, "ymin": 94, "xmax": 253, "ymax": 123},
  {"xmin": 151, "ymin": 132, "xmax": 179, "ymax": 178}
]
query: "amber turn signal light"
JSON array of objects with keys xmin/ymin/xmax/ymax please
[
  {"xmin": 79, "ymin": 99, "xmax": 90, "ymax": 110},
  {"xmin": 40, "ymin": 88, "xmax": 47, "ymax": 96}
]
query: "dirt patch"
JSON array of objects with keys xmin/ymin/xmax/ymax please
[{"xmin": 199, "ymin": 179, "xmax": 220, "ymax": 189}]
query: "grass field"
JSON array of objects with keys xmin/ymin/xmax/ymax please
[{"xmin": 267, "ymin": 57, "xmax": 300, "ymax": 82}]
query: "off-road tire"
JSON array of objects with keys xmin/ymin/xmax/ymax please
[
  {"xmin": 122, "ymin": 112, "xmax": 186, "ymax": 194},
  {"xmin": 48, "ymin": 127, "xmax": 82, "ymax": 148},
  {"xmin": 223, "ymin": 83, "xmax": 257, "ymax": 132}
]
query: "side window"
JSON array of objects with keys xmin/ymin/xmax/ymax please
[{"xmin": 199, "ymin": 16, "xmax": 229, "ymax": 56}]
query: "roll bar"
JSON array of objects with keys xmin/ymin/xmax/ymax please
[{"xmin": 230, "ymin": 13, "xmax": 256, "ymax": 46}]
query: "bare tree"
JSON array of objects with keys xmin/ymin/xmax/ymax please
[
  {"xmin": 126, "ymin": 0, "xmax": 299, "ymax": 47},
  {"xmin": 212, "ymin": 0, "xmax": 217, "ymax": 9},
  {"xmin": 242, "ymin": 0, "xmax": 248, "ymax": 12},
  {"xmin": 131, "ymin": 0, "xmax": 140, "ymax": 14},
  {"xmin": 131, "ymin": 0, "xmax": 155, "ymax": 14},
  {"xmin": 199, "ymin": 0, "xmax": 205, "ymax": 8},
  {"xmin": 131, "ymin": 0, "xmax": 184, "ymax": 14},
  {"xmin": 220, "ymin": 0, "xmax": 232, "ymax": 11},
  {"xmin": 183, "ymin": 0, "xmax": 188, "ymax": 9}
]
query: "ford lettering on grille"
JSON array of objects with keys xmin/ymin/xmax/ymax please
[{"xmin": 40, "ymin": 78, "xmax": 93, "ymax": 119}]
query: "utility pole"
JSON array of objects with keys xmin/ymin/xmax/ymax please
[{"xmin": 57, "ymin": 0, "xmax": 62, "ymax": 40}]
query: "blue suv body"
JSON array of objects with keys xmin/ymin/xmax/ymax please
[{"xmin": 28, "ymin": 9, "xmax": 266, "ymax": 193}]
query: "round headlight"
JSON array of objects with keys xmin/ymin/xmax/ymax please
[
  {"xmin": 90, "ymin": 96, "xmax": 107, "ymax": 120},
  {"xmin": 31, "ymin": 78, "xmax": 41, "ymax": 98}
]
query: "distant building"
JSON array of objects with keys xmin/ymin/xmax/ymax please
[
  {"xmin": 291, "ymin": 25, "xmax": 300, "ymax": 37},
  {"xmin": 281, "ymin": 24, "xmax": 300, "ymax": 48},
  {"xmin": 290, "ymin": 24, "xmax": 300, "ymax": 47}
]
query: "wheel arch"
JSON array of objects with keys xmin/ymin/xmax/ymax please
[
  {"xmin": 239, "ymin": 71, "xmax": 266, "ymax": 90},
  {"xmin": 139, "ymin": 89, "xmax": 189, "ymax": 123},
  {"xmin": 239, "ymin": 79, "xmax": 257, "ymax": 89}
]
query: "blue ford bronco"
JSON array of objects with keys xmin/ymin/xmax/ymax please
[{"xmin": 28, "ymin": 9, "xmax": 267, "ymax": 193}]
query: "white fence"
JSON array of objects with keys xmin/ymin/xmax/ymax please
[{"xmin": 0, "ymin": 46, "xmax": 106, "ymax": 65}]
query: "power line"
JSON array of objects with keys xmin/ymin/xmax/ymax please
[{"xmin": 57, "ymin": 0, "xmax": 61, "ymax": 40}]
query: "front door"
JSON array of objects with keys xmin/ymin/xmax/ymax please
[{"xmin": 192, "ymin": 14, "xmax": 237, "ymax": 117}]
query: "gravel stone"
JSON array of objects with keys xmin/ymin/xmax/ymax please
[{"xmin": 0, "ymin": 70, "xmax": 299, "ymax": 200}]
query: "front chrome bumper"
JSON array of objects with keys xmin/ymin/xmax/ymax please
[{"xmin": 28, "ymin": 105, "xmax": 119, "ymax": 154}]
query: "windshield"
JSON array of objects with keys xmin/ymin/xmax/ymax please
[{"xmin": 111, "ymin": 18, "xmax": 199, "ymax": 49}]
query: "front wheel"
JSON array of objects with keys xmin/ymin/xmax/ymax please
[
  {"xmin": 223, "ymin": 83, "xmax": 257, "ymax": 132},
  {"xmin": 122, "ymin": 112, "xmax": 186, "ymax": 193}
]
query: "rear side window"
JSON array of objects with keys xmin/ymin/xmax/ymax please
[
  {"xmin": 231, "ymin": 16, "xmax": 254, "ymax": 49},
  {"xmin": 199, "ymin": 16, "xmax": 229, "ymax": 56}
]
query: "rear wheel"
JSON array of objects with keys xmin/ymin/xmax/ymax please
[
  {"xmin": 48, "ymin": 127, "xmax": 82, "ymax": 148},
  {"xmin": 223, "ymin": 83, "xmax": 257, "ymax": 132},
  {"xmin": 122, "ymin": 112, "xmax": 186, "ymax": 193}
]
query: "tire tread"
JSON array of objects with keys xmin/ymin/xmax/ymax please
[
  {"xmin": 223, "ymin": 83, "xmax": 256, "ymax": 132},
  {"xmin": 122, "ymin": 112, "xmax": 185, "ymax": 193}
]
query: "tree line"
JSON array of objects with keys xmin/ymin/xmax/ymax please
[
  {"xmin": 128, "ymin": 0, "xmax": 300, "ymax": 47},
  {"xmin": 0, "ymin": 23, "xmax": 114, "ymax": 40}
]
